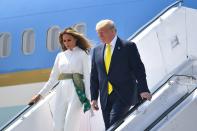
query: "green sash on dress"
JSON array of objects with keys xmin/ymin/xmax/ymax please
[{"xmin": 59, "ymin": 73, "xmax": 91, "ymax": 113}]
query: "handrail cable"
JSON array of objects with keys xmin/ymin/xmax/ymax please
[
  {"xmin": 0, "ymin": 82, "xmax": 60, "ymax": 131},
  {"xmin": 128, "ymin": 0, "xmax": 183, "ymax": 41},
  {"xmin": 145, "ymin": 84, "xmax": 197, "ymax": 130},
  {"xmin": 107, "ymin": 73, "xmax": 194, "ymax": 131}
]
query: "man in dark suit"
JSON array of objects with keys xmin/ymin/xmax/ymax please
[{"xmin": 90, "ymin": 19, "xmax": 152, "ymax": 130}]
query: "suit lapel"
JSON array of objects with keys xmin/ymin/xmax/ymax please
[
  {"xmin": 108, "ymin": 38, "xmax": 122, "ymax": 74},
  {"xmin": 100, "ymin": 44, "xmax": 107, "ymax": 74}
]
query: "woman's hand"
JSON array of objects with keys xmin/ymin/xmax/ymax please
[{"xmin": 28, "ymin": 94, "xmax": 42, "ymax": 105}]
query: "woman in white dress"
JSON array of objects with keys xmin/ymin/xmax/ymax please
[{"xmin": 29, "ymin": 27, "xmax": 92, "ymax": 131}]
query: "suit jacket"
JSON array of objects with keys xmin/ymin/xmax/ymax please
[{"xmin": 90, "ymin": 37, "xmax": 150, "ymax": 110}]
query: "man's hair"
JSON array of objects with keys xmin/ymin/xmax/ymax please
[{"xmin": 96, "ymin": 19, "xmax": 117, "ymax": 32}]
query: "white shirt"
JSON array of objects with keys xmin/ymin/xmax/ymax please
[
  {"xmin": 38, "ymin": 46, "xmax": 91, "ymax": 99},
  {"xmin": 104, "ymin": 35, "xmax": 117, "ymax": 59}
]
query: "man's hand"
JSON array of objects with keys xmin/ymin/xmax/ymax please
[
  {"xmin": 91, "ymin": 100, "xmax": 99, "ymax": 110},
  {"xmin": 140, "ymin": 92, "xmax": 152, "ymax": 101},
  {"xmin": 28, "ymin": 94, "xmax": 42, "ymax": 105}
]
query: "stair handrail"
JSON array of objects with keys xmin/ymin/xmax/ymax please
[
  {"xmin": 0, "ymin": 82, "xmax": 59, "ymax": 131},
  {"xmin": 128, "ymin": 0, "xmax": 183, "ymax": 41},
  {"xmin": 107, "ymin": 74, "xmax": 195, "ymax": 131}
]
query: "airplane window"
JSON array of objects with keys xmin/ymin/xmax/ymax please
[
  {"xmin": 73, "ymin": 23, "xmax": 87, "ymax": 35},
  {"xmin": 0, "ymin": 33, "xmax": 11, "ymax": 58},
  {"xmin": 22, "ymin": 29, "xmax": 35, "ymax": 55},
  {"xmin": 47, "ymin": 26, "xmax": 60, "ymax": 52}
]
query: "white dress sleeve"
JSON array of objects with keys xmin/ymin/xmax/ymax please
[
  {"xmin": 38, "ymin": 53, "xmax": 60, "ymax": 97},
  {"xmin": 82, "ymin": 52, "xmax": 91, "ymax": 100}
]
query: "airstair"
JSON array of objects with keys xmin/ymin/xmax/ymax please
[{"xmin": 2, "ymin": 1, "xmax": 197, "ymax": 131}]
